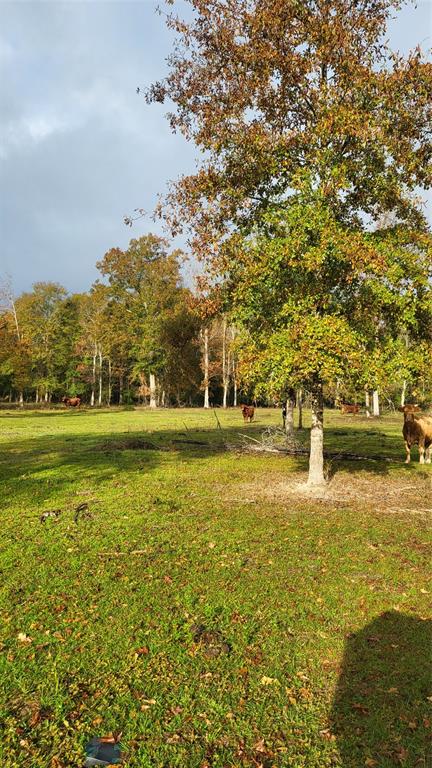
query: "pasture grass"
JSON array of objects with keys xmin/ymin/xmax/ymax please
[{"xmin": 0, "ymin": 407, "xmax": 430, "ymax": 767}]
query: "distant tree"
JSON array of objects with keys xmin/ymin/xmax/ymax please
[
  {"xmin": 150, "ymin": 0, "xmax": 432, "ymax": 485},
  {"xmin": 0, "ymin": 277, "xmax": 31, "ymax": 404},
  {"xmin": 0, "ymin": 317, "xmax": 32, "ymax": 404},
  {"xmin": 76, "ymin": 286, "xmax": 110, "ymax": 406},
  {"xmin": 97, "ymin": 235, "xmax": 191, "ymax": 407},
  {"xmin": 14, "ymin": 282, "xmax": 68, "ymax": 402},
  {"xmin": 158, "ymin": 293, "xmax": 202, "ymax": 404}
]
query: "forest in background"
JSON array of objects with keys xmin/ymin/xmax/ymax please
[
  {"xmin": 0, "ymin": 234, "xmax": 242, "ymax": 409},
  {"xmin": 1, "ymin": 230, "xmax": 430, "ymax": 413}
]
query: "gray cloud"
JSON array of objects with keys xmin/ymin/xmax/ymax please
[
  {"xmin": 0, "ymin": 0, "xmax": 430, "ymax": 295},
  {"xmin": 0, "ymin": 0, "xmax": 196, "ymax": 293}
]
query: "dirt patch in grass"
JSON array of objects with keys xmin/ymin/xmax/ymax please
[
  {"xmin": 98, "ymin": 438, "xmax": 165, "ymax": 452},
  {"xmin": 229, "ymin": 470, "xmax": 432, "ymax": 515}
]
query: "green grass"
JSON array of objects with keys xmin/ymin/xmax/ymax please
[{"xmin": 0, "ymin": 407, "xmax": 430, "ymax": 767}]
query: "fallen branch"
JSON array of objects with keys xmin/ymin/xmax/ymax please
[
  {"xmin": 74, "ymin": 502, "xmax": 90, "ymax": 523},
  {"xmin": 229, "ymin": 433, "xmax": 399, "ymax": 463},
  {"xmin": 97, "ymin": 549, "xmax": 147, "ymax": 557}
]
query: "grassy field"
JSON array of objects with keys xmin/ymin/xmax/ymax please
[{"xmin": 0, "ymin": 407, "xmax": 430, "ymax": 768}]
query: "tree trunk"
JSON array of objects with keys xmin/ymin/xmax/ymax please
[
  {"xmin": 372, "ymin": 389, "xmax": 380, "ymax": 417},
  {"xmin": 307, "ymin": 384, "xmax": 325, "ymax": 487},
  {"xmin": 400, "ymin": 380, "xmax": 407, "ymax": 407},
  {"xmin": 223, "ymin": 382, "xmax": 229, "ymax": 408},
  {"xmin": 91, "ymin": 346, "xmax": 96, "ymax": 407},
  {"xmin": 297, "ymin": 389, "xmax": 303, "ymax": 429},
  {"xmin": 334, "ymin": 379, "xmax": 341, "ymax": 408},
  {"xmin": 232, "ymin": 356, "xmax": 237, "ymax": 407},
  {"xmin": 119, "ymin": 374, "xmax": 123, "ymax": 405},
  {"xmin": 222, "ymin": 318, "xmax": 229, "ymax": 408},
  {"xmin": 203, "ymin": 327, "xmax": 209, "ymax": 409},
  {"xmin": 19, "ymin": 390, "xmax": 24, "ymax": 408},
  {"xmin": 98, "ymin": 348, "xmax": 103, "ymax": 406},
  {"xmin": 107, "ymin": 358, "xmax": 112, "ymax": 406},
  {"xmin": 44, "ymin": 389, "xmax": 48, "ymax": 403},
  {"xmin": 149, "ymin": 372, "xmax": 157, "ymax": 409},
  {"xmin": 285, "ymin": 389, "xmax": 295, "ymax": 438},
  {"xmin": 365, "ymin": 388, "xmax": 371, "ymax": 418},
  {"xmin": 35, "ymin": 389, "xmax": 39, "ymax": 404}
]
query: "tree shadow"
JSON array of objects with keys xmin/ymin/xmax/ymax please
[
  {"xmin": 0, "ymin": 422, "xmax": 307, "ymax": 507},
  {"xmin": 0, "ymin": 413, "xmax": 426, "ymax": 510},
  {"xmin": 331, "ymin": 611, "xmax": 432, "ymax": 767}
]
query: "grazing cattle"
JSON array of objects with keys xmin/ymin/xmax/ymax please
[
  {"xmin": 62, "ymin": 396, "xmax": 81, "ymax": 408},
  {"xmin": 241, "ymin": 405, "xmax": 255, "ymax": 423},
  {"xmin": 340, "ymin": 403, "xmax": 360, "ymax": 415},
  {"xmin": 398, "ymin": 404, "xmax": 432, "ymax": 464}
]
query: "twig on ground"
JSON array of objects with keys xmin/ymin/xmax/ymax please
[
  {"xmin": 213, "ymin": 409, "xmax": 223, "ymax": 432},
  {"xmin": 74, "ymin": 502, "xmax": 90, "ymax": 523},
  {"xmin": 40, "ymin": 509, "xmax": 62, "ymax": 523}
]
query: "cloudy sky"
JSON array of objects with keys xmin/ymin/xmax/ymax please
[{"xmin": 0, "ymin": 0, "xmax": 431, "ymax": 296}]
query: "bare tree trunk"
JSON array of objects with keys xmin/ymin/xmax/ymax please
[
  {"xmin": 161, "ymin": 390, "xmax": 166, "ymax": 407},
  {"xmin": 90, "ymin": 345, "xmax": 96, "ymax": 406},
  {"xmin": 307, "ymin": 384, "xmax": 325, "ymax": 487},
  {"xmin": 400, "ymin": 380, "xmax": 407, "ymax": 407},
  {"xmin": 119, "ymin": 375, "xmax": 123, "ymax": 405},
  {"xmin": 365, "ymin": 388, "xmax": 371, "ymax": 418},
  {"xmin": 285, "ymin": 389, "xmax": 296, "ymax": 438},
  {"xmin": 334, "ymin": 379, "xmax": 341, "ymax": 408},
  {"xmin": 19, "ymin": 390, "xmax": 24, "ymax": 408},
  {"xmin": 232, "ymin": 355, "xmax": 238, "ymax": 407},
  {"xmin": 203, "ymin": 327, "xmax": 209, "ymax": 409},
  {"xmin": 98, "ymin": 347, "xmax": 103, "ymax": 406},
  {"xmin": 107, "ymin": 358, "xmax": 112, "ymax": 406},
  {"xmin": 44, "ymin": 389, "xmax": 48, "ymax": 403},
  {"xmin": 35, "ymin": 389, "xmax": 39, "ymax": 404},
  {"xmin": 149, "ymin": 372, "xmax": 157, "ymax": 409},
  {"xmin": 222, "ymin": 318, "xmax": 229, "ymax": 408},
  {"xmin": 297, "ymin": 389, "xmax": 303, "ymax": 429},
  {"xmin": 372, "ymin": 389, "xmax": 380, "ymax": 417}
]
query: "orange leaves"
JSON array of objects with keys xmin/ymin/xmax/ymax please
[
  {"xmin": 134, "ymin": 646, "xmax": 150, "ymax": 657},
  {"xmin": 17, "ymin": 632, "xmax": 32, "ymax": 645}
]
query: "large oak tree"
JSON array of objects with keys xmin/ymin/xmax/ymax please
[{"xmin": 149, "ymin": 0, "xmax": 432, "ymax": 485}]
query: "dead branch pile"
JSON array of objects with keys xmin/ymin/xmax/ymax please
[{"xmin": 226, "ymin": 427, "xmax": 397, "ymax": 463}]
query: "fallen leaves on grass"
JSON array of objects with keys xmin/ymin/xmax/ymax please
[
  {"xmin": 140, "ymin": 699, "xmax": 156, "ymax": 711},
  {"xmin": 134, "ymin": 646, "xmax": 150, "ymax": 657},
  {"xmin": 319, "ymin": 728, "xmax": 336, "ymax": 742},
  {"xmin": 260, "ymin": 676, "xmax": 280, "ymax": 686},
  {"xmin": 352, "ymin": 703, "xmax": 369, "ymax": 715}
]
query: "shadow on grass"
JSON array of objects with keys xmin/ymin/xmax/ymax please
[
  {"xmin": 0, "ymin": 423, "xmax": 259, "ymax": 506},
  {"xmin": 0, "ymin": 415, "xmax": 420, "ymax": 508},
  {"xmin": 331, "ymin": 610, "xmax": 432, "ymax": 767}
]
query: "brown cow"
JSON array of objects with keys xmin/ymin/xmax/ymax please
[
  {"xmin": 62, "ymin": 396, "xmax": 81, "ymax": 407},
  {"xmin": 241, "ymin": 405, "xmax": 255, "ymax": 423},
  {"xmin": 340, "ymin": 403, "xmax": 360, "ymax": 414},
  {"xmin": 398, "ymin": 404, "xmax": 432, "ymax": 464}
]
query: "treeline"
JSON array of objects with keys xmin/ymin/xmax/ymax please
[
  {"xmin": 0, "ymin": 235, "xmax": 240, "ymax": 408},
  {"xmin": 1, "ymin": 231, "xmax": 430, "ymax": 415}
]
